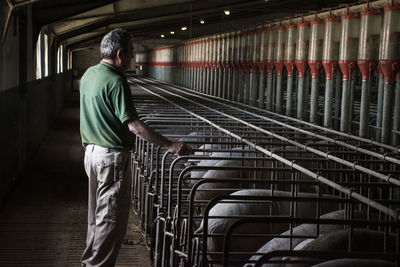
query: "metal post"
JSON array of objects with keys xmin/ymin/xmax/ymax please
[
  {"xmin": 276, "ymin": 74, "xmax": 283, "ymax": 114},
  {"xmin": 324, "ymin": 78, "xmax": 334, "ymax": 128},
  {"xmin": 286, "ymin": 75, "xmax": 294, "ymax": 116},
  {"xmin": 381, "ymin": 81, "xmax": 393, "ymax": 144},
  {"xmin": 258, "ymin": 72, "xmax": 265, "ymax": 108},
  {"xmin": 310, "ymin": 75, "xmax": 319, "ymax": 123},
  {"xmin": 359, "ymin": 80, "xmax": 370, "ymax": 138},
  {"xmin": 266, "ymin": 72, "xmax": 273, "ymax": 110},
  {"xmin": 274, "ymin": 25, "xmax": 286, "ymax": 114},
  {"xmin": 393, "ymin": 74, "xmax": 400, "ymax": 145},
  {"xmin": 334, "ymin": 71, "xmax": 342, "ymax": 130},
  {"xmin": 297, "ymin": 76, "xmax": 306, "ymax": 120},
  {"xmin": 244, "ymin": 32, "xmax": 251, "ymax": 104},
  {"xmin": 340, "ymin": 79, "xmax": 351, "ymax": 132}
]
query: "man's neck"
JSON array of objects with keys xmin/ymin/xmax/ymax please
[{"xmin": 102, "ymin": 59, "xmax": 122, "ymax": 71}]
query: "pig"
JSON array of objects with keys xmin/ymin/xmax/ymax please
[{"xmin": 195, "ymin": 189, "xmax": 339, "ymax": 265}]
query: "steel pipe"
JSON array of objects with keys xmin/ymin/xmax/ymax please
[
  {"xmin": 266, "ymin": 28, "xmax": 276, "ymax": 111},
  {"xmin": 274, "ymin": 26, "xmax": 286, "ymax": 114},
  {"xmin": 309, "ymin": 17, "xmax": 324, "ymax": 124},
  {"xmin": 338, "ymin": 12, "xmax": 360, "ymax": 133},
  {"xmin": 295, "ymin": 21, "xmax": 310, "ymax": 120},
  {"xmin": 284, "ymin": 23, "xmax": 297, "ymax": 117},
  {"xmin": 322, "ymin": 16, "xmax": 341, "ymax": 128},
  {"xmin": 379, "ymin": 4, "xmax": 400, "ymax": 144}
]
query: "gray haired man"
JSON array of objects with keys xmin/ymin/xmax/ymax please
[{"xmin": 79, "ymin": 28, "xmax": 192, "ymax": 266}]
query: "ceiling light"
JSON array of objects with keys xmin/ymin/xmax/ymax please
[
  {"xmin": 200, "ymin": 18, "xmax": 205, "ymax": 24},
  {"xmin": 181, "ymin": 26, "xmax": 188, "ymax": 31},
  {"xmin": 224, "ymin": 10, "xmax": 230, "ymax": 15},
  {"xmin": 170, "ymin": 31, "xmax": 175, "ymax": 34},
  {"xmin": 160, "ymin": 34, "xmax": 165, "ymax": 38},
  {"xmin": 264, "ymin": 0, "xmax": 269, "ymax": 2}
]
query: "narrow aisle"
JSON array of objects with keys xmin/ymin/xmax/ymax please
[{"xmin": 0, "ymin": 94, "xmax": 150, "ymax": 267}]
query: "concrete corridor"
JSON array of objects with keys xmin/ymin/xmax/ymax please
[{"xmin": 0, "ymin": 94, "xmax": 150, "ymax": 267}]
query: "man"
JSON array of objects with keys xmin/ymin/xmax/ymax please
[{"xmin": 79, "ymin": 28, "xmax": 192, "ymax": 267}]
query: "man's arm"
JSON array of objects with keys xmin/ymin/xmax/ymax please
[{"xmin": 127, "ymin": 119, "xmax": 193, "ymax": 156}]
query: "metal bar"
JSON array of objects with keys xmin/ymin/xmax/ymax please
[
  {"xmin": 359, "ymin": 80, "xmax": 371, "ymax": 138},
  {"xmin": 310, "ymin": 77, "xmax": 319, "ymax": 124},
  {"xmin": 131, "ymin": 78, "xmax": 400, "ymax": 217}
]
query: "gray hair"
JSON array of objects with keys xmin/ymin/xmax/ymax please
[{"xmin": 100, "ymin": 28, "xmax": 131, "ymax": 59}]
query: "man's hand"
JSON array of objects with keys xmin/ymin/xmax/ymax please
[
  {"xmin": 127, "ymin": 119, "xmax": 193, "ymax": 156},
  {"xmin": 167, "ymin": 141, "xmax": 193, "ymax": 156}
]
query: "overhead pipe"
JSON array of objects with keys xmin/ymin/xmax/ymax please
[
  {"xmin": 322, "ymin": 14, "xmax": 341, "ymax": 128},
  {"xmin": 295, "ymin": 18, "xmax": 310, "ymax": 120},
  {"xmin": 308, "ymin": 15, "xmax": 325, "ymax": 124},
  {"xmin": 339, "ymin": 9, "xmax": 360, "ymax": 133},
  {"xmin": 266, "ymin": 28, "xmax": 276, "ymax": 111},
  {"xmin": 274, "ymin": 25, "xmax": 286, "ymax": 114},
  {"xmin": 357, "ymin": 7, "xmax": 382, "ymax": 138},
  {"xmin": 379, "ymin": 2, "xmax": 400, "ymax": 144},
  {"xmin": 258, "ymin": 28, "xmax": 268, "ymax": 108},
  {"xmin": 250, "ymin": 29, "xmax": 261, "ymax": 106},
  {"xmin": 284, "ymin": 21, "xmax": 297, "ymax": 117}
]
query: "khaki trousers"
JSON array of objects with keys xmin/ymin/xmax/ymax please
[{"xmin": 81, "ymin": 144, "xmax": 132, "ymax": 267}]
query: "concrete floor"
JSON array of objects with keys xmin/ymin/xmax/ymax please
[{"xmin": 0, "ymin": 94, "xmax": 151, "ymax": 267}]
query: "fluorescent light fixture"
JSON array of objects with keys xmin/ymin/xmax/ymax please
[
  {"xmin": 224, "ymin": 10, "xmax": 230, "ymax": 15},
  {"xmin": 181, "ymin": 26, "xmax": 188, "ymax": 31},
  {"xmin": 160, "ymin": 34, "xmax": 165, "ymax": 38},
  {"xmin": 200, "ymin": 18, "xmax": 205, "ymax": 24},
  {"xmin": 170, "ymin": 31, "xmax": 175, "ymax": 34}
]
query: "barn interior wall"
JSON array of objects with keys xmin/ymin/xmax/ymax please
[
  {"xmin": 1, "ymin": 14, "xmax": 20, "ymax": 92},
  {"xmin": 136, "ymin": 47, "xmax": 177, "ymax": 83},
  {"xmin": 0, "ymin": 6, "xmax": 73, "ymax": 204},
  {"xmin": 0, "ymin": 72, "xmax": 73, "ymax": 204},
  {"xmin": 72, "ymin": 44, "xmax": 101, "ymax": 74}
]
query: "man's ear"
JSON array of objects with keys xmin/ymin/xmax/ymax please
[{"xmin": 116, "ymin": 49, "xmax": 123, "ymax": 61}]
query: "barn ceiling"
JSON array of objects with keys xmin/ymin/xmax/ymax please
[{"xmin": 2, "ymin": 0, "xmax": 360, "ymax": 51}]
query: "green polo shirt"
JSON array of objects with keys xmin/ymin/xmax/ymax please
[{"xmin": 80, "ymin": 61, "xmax": 139, "ymax": 150}]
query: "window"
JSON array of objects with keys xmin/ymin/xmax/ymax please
[
  {"xmin": 44, "ymin": 34, "xmax": 49, "ymax": 77},
  {"xmin": 67, "ymin": 50, "xmax": 72, "ymax": 70},
  {"xmin": 35, "ymin": 34, "xmax": 42, "ymax": 79},
  {"xmin": 57, "ymin": 45, "xmax": 64, "ymax": 74}
]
